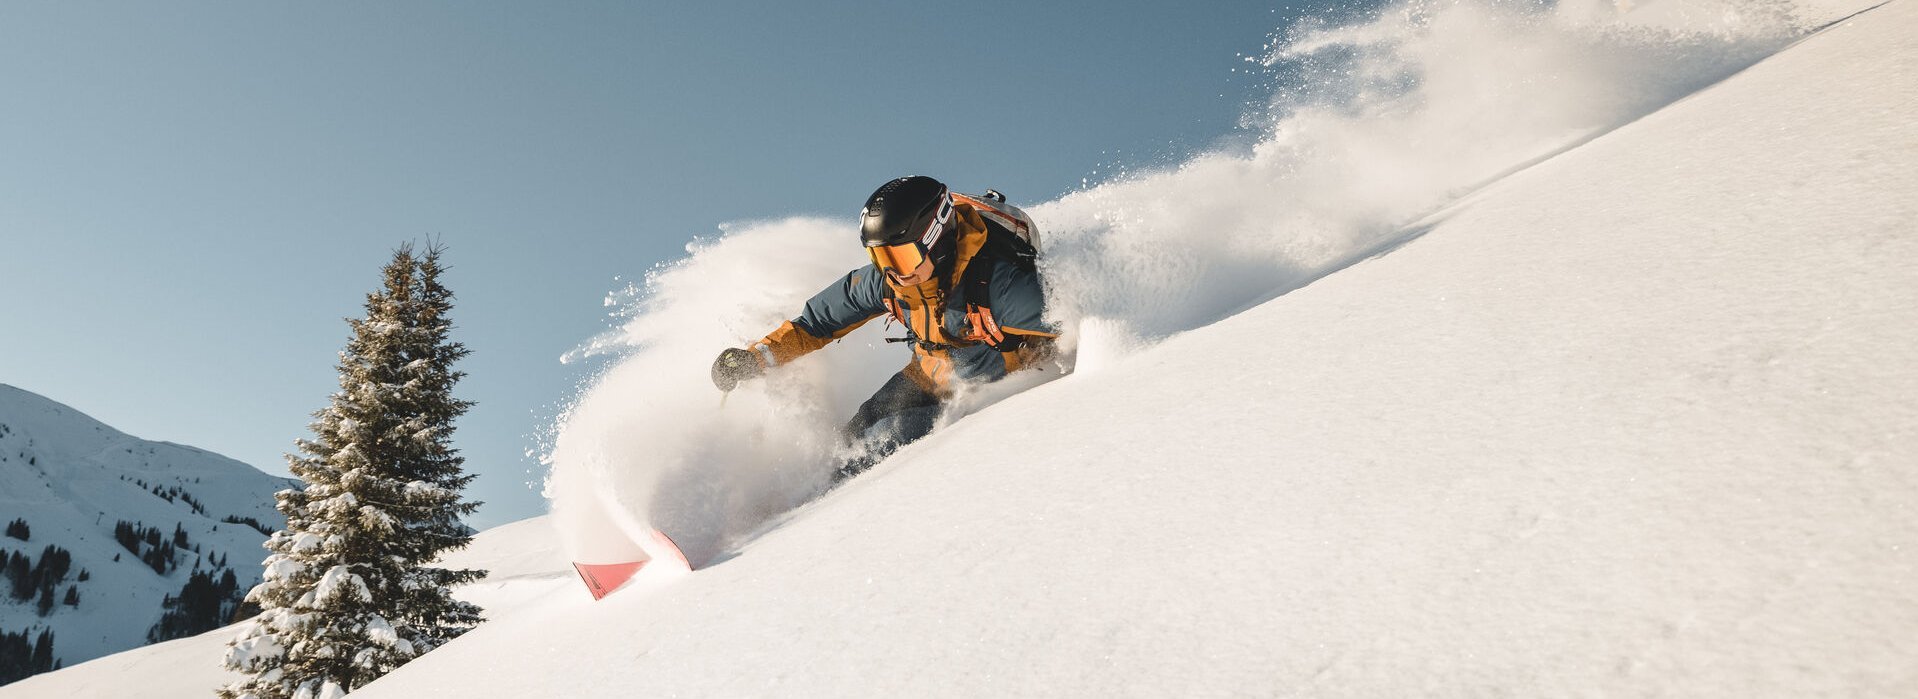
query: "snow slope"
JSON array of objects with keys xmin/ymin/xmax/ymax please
[
  {"xmin": 0, "ymin": 515, "xmax": 569, "ymax": 698},
  {"xmin": 0, "ymin": 384, "xmax": 294, "ymax": 677},
  {"xmin": 331, "ymin": 1, "xmax": 1910, "ymax": 697},
  {"xmin": 12, "ymin": 0, "xmax": 1911, "ymax": 696}
]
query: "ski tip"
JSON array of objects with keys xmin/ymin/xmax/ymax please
[
  {"xmin": 571, "ymin": 529, "xmax": 693, "ymax": 601},
  {"xmin": 572, "ymin": 560, "xmax": 647, "ymax": 601},
  {"xmin": 648, "ymin": 529, "xmax": 694, "ymax": 573}
]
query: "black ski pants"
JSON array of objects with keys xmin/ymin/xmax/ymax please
[{"xmin": 835, "ymin": 371, "xmax": 942, "ymax": 481}]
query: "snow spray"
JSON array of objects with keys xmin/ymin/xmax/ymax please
[{"xmin": 545, "ymin": 0, "xmax": 1827, "ymax": 563}]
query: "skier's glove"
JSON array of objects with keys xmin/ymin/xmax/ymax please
[{"xmin": 711, "ymin": 347, "xmax": 765, "ymax": 392}]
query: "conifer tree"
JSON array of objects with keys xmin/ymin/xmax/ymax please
[
  {"xmin": 29, "ymin": 629, "xmax": 51, "ymax": 675},
  {"xmin": 222, "ymin": 243, "xmax": 485, "ymax": 699}
]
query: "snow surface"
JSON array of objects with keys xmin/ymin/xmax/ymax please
[
  {"xmin": 12, "ymin": 0, "xmax": 1914, "ymax": 695},
  {"xmin": 0, "ymin": 384, "xmax": 293, "ymax": 671},
  {"xmin": 367, "ymin": 1, "xmax": 1910, "ymax": 696}
]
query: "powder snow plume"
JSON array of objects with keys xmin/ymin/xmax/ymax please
[
  {"xmin": 1035, "ymin": 0, "xmax": 1816, "ymax": 353},
  {"xmin": 543, "ymin": 0, "xmax": 1827, "ymax": 563},
  {"xmin": 542, "ymin": 218, "xmax": 901, "ymax": 565}
]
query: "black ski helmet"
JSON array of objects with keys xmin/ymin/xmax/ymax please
[{"xmin": 860, "ymin": 176, "xmax": 954, "ymax": 251}]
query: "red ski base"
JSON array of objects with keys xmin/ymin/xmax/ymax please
[
  {"xmin": 571, "ymin": 529, "xmax": 692, "ymax": 601},
  {"xmin": 572, "ymin": 561, "xmax": 644, "ymax": 600}
]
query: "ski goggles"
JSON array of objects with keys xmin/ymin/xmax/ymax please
[{"xmin": 867, "ymin": 240, "xmax": 929, "ymax": 275}]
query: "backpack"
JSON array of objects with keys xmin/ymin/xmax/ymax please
[
  {"xmin": 953, "ymin": 189, "xmax": 1040, "ymax": 254},
  {"xmin": 954, "ymin": 190, "xmax": 1042, "ymax": 350}
]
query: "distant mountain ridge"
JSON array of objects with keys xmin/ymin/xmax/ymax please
[{"xmin": 0, "ymin": 383, "xmax": 295, "ymax": 686}]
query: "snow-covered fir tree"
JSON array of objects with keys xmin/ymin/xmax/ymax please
[{"xmin": 222, "ymin": 244, "xmax": 486, "ymax": 699}]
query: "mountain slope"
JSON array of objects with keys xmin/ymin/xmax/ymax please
[
  {"xmin": 0, "ymin": 384, "xmax": 294, "ymax": 679},
  {"xmin": 338, "ymin": 2, "xmax": 1916, "ymax": 697},
  {"xmin": 0, "ymin": 515, "xmax": 566, "ymax": 698},
  {"xmin": 5, "ymin": 0, "xmax": 1908, "ymax": 696}
]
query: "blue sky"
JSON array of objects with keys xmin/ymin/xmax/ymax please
[{"xmin": 0, "ymin": 1, "xmax": 1323, "ymax": 528}]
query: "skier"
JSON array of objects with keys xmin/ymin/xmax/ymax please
[{"xmin": 710, "ymin": 175, "xmax": 1058, "ymax": 480}]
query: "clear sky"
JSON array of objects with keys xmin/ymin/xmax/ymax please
[{"xmin": 0, "ymin": 1, "xmax": 1321, "ymax": 528}]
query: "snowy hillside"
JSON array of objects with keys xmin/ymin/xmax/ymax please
[
  {"xmin": 0, "ymin": 384, "xmax": 294, "ymax": 684},
  {"xmin": 0, "ymin": 516, "xmax": 564, "ymax": 697},
  {"xmin": 350, "ymin": 1, "xmax": 1911, "ymax": 697}
]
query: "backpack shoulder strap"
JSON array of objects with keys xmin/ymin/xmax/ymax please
[{"xmin": 957, "ymin": 224, "xmax": 1039, "ymax": 351}]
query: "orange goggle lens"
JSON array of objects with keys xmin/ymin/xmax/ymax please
[{"xmin": 867, "ymin": 241, "xmax": 927, "ymax": 274}]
